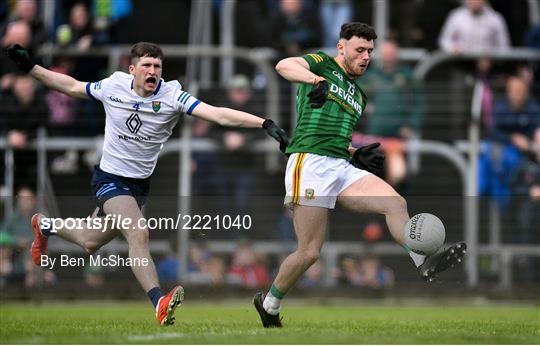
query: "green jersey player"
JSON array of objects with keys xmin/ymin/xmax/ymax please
[
  {"xmin": 254, "ymin": 22, "xmax": 467, "ymax": 328},
  {"xmin": 286, "ymin": 50, "xmax": 368, "ymax": 160}
]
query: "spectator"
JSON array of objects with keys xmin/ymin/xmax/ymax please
[
  {"xmin": 438, "ymin": 0, "xmax": 510, "ymax": 54},
  {"xmin": 509, "ymin": 128, "xmax": 540, "ymax": 281},
  {"xmin": 361, "ymin": 39, "xmax": 424, "ymax": 188},
  {"xmin": 319, "ymin": 0, "xmax": 353, "ymax": 48},
  {"xmin": 187, "ymin": 243, "xmax": 228, "ymax": 286},
  {"xmin": 56, "ymin": 2, "xmax": 108, "ymax": 90},
  {"xmin": 0, "ymin": 75, "xmax": 48, "ymax": 190},
  {"xmin": 0, "ymin": 186, "xmax": 38, "ymax": 286},
  {"xmin": 269, "ymin": 0, "xmax": 320, "ymax": 57},
  {"xmin": 47, "ymin": 59, "xmax": 80, "ymax": 174},
  {"xmin": 157, "ymin": 250, "xmax": 180, "ymax": 286},
  {"xmin": 206, "ymin": 256, "xmax": 227, "ymax": 286},
  {"xmin": 228, "ymin": 240, "xmax": 271, "ymax": 289},
  {"xmin": 55, "ymin": 2, "xmax": 94, "ymax": 50},
  {"xmin": 55, "ymin": 2, "xmax": 108, "ymax": 141},
  {"xmin": 191, "ymin": 118, "xmax": 221, "ymax": 196},
  {"xmin": 0, "ymin": 20, "xmax": 32, "ymax": 92},
  {"xmin": 157, "ymin": 241, "xmax": 213, "ymax": 285},
  {"xmin": 0, "ymin": 231, "xmax": 15, "ymax": 288},
  {"xmin": 0, "ymin": 0, "xmax": 46, "ymax": 50},
  {"xmin": 437, "ymin": 0, "xmax": 510, "ymax": 140},
  {"xmin": 215, "ymin": 75, "xmax": 265, "ymax": 218},
  {"xmin": 476, "ymin": 57, "xmax": 495, "ymax": 136},
  {"xmin": 188, "ymin": 242, "xmax": 212, "ymax": 274},
  {"xmin": 356, "ymin": 253, "xmax": 394, "ymax": 289},
  {"xmin": 491, "ymin": 77, "xmax": 540, "ymax": 150},
  {"xmin": 336, "ymin": 254, "xmax": 394, "ymax": 289},
  {"xmin": 479, "ymin": 76, "xmax": 540, "ymax": 208}
]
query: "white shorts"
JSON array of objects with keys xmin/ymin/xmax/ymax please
[{"xmin": 284, "ymin": 152, "xmax": 372, "ymax": 209}]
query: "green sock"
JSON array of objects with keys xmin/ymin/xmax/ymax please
[
  {"xmin": 269, "ymin": 283, "xmax": 285, "ymax": 299},
  {"xmin": 404, "ymin": 245, "xmax": 426, "ymax": 267}
]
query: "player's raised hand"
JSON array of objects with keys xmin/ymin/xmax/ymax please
[
  {"xmin": 5, "ymin": 44, "xmax": 35, "ymax": 73},
  {"xmin": 307, "ymin": 80, "xmax": 329, "ymax": 108},
  {"xmin": 351, "ymin": 142, "xmax": 385, "ymax": 173},
  {"xmin": 262, "ymin": 119, "xmax": 289, "ymax": 153}
]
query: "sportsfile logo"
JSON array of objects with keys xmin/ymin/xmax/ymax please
[{"xmin": 39, "ymin": 214, "xmax": 253, "ymax": 232}]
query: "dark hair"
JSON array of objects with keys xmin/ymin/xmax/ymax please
[
  {"xmin": 130, "ymin": 42, "xmax": 164, "ymax": 61},
  {"xmin": 339, "ymin": 22, "xmax": 378, "ymax": 41}
]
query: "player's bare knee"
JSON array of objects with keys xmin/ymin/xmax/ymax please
[
  {"xmin": 83, "ymin": 240, "xmax": 102, "ymax": 254},
  {"xmin": 385, "ymin": 195, "xmax": 407, "ymax": 215},
  {"xmin": 125, "ymin": 228, "xmax": 149, "ymax": 247},
  {"xmin": 394, "ymin": 196, "xmax": 408, "ymax": 213},
  {"xmin": 299, "ymin": 249, "xmax": 320, "ymax": 266}
]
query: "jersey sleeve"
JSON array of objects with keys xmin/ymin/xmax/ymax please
[
  {"xmin": 302, "ymin": 52, "xmax": 329, "ymax": 75},
  {"xmin": 172, "ymin": 82, "xmax": 201, "ymax": 115},
  {"xmin": 85, "ymin": 76, "xmax": 112, "ymax": 102}
]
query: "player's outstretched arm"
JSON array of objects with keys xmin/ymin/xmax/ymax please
[
  {"xmin": 191, "ymin": 102, "xmax": 264, "ymax": 128},
  {"xmin": 31, "ymin": 65, "xmax": 88, "ymax": 99},
  {"xmin": 275, "ymin": 57, "xmax": 325, "ymax": 85},
  {"xmin": 6, "ymin": 44, "xmax": 88, "ymax": 99},
  {"xmin": 191, "ymin": 102, "xmax": 289, "ymax": 152}
]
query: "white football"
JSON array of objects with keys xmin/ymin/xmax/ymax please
[{"xmin": 404, "ymin": 213, "xmax": 445, "ymax": 255}]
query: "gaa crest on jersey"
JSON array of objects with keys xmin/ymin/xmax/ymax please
[
  {"xmin": 305, "ymin": 188, "xmax": 315, "ymax": 199},
  {"xmin": 152, "ymin": 101, "xmax": 161, "ymax": 113}
]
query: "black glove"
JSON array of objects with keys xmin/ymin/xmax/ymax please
[
  {"xmin": 262, "ymin": 119, "xmax": 289, "ymax": 153},
  {"xmin": 5, "ymin": 44, "xmax": 35, "ymax": 73},
  {"xmin": 307, "ymin": 80, "xmax": 328, "ymax": 108},
  {"xmin": 351, "ymin": 142, "xmax": 385, "ymax": 173}
]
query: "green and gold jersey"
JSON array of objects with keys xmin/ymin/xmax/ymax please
[{"xmin": 285, "ymin": 51, "xmax": 368, "ymax": 159}]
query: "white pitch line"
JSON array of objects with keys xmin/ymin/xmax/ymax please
[{"xmin": 128, "ymin": 332, "xmax": 186, "ymax": 341}]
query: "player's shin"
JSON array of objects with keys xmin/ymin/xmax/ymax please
[{"xmin": 382, "ymin": 198, "xmax": 427, "ymax": 267}]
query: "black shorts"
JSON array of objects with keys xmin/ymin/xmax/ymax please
[{"xmin": 91, "ymin": 165, "xmax": 150, "ymax": 216}]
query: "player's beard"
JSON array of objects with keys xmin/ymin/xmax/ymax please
[{"xmin": 343, "ymin": 54, "xmax": 364, "ymax": 78}]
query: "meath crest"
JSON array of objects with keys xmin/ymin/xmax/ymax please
[
  {"xmin": 152, "ymin": 101, "xmax": 161, "ymax": 112},
  {"xmin": 305, "ymin": 188, "xmax": 315, "ymax": 200}
]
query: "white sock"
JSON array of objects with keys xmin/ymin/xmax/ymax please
[
  {"xmin": 263, "ymin": 291, "xmax": 281, "ymax": 315},
  {"xmin": 409, "ymin": 251, "xmax": 426, "ymax": 267}
]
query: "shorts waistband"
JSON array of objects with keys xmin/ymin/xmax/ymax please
[{"xmin": 94, "ymin": 165, "xmax": 151, "ymax": 184}]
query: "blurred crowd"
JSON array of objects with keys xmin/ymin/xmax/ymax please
[{"xmin": 1, "ymin": 0, "xmax": 539, "ymax": 288}]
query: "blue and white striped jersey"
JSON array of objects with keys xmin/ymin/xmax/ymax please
[{"xmin": 86, "ymin": 72, "xmax": 200, "ymax": 178}]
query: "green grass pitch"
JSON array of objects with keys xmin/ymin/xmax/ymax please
[{"xmin": 1, "ymin": 302, "xmax": 538, "ymax": 344}]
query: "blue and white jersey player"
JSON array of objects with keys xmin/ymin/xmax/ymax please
[
  {"xmin": 6, "ymin": 41, "xmax": 288, "ymax": 326},
  {"xmin": 86, "ymin": 71, "xmax": 202, "ymax": 178}
]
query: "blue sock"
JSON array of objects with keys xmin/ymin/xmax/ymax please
[{"xmin": 147, "ymin": 287, "xmax": 163, "ymax": 308}]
